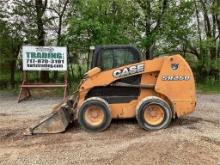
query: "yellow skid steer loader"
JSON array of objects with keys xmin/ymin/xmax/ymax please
[{"xmin": 28, "ymin": 45, "xmax": 196, "ymax": 134}]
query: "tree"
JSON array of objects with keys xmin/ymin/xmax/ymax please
[
  {"xmin": 46, "ymin": 0, "xmax": 70, "ymax": 80},
  {"xmin": 35, "ymin": 0, "xmax": 50, "ymax": 82},
  {"xmin": 0, "ymin": 0, "xmax": 219, "ymax": 88},
  {"xmin": 67, "ymin": 0, "xmax": 138, "ymax": 66},
  {"xmin": 0, "ymin": 1, "xmax": 25, "ymax": 87},
  {"xmin": 186, "ymin": 0, "xmax": 220, "ymax": 81},
  {"xmin": 134, "ymin": 0, "xmax": 169, "ymax": 59}
]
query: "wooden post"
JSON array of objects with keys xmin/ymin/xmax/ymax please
[
  {"xmin": 63, "ymin": 71, "xmax": 68, "ymax": 100},
  {"xmin": 17, "ymin": 71, "xmax": 31, "ymax": 103}
]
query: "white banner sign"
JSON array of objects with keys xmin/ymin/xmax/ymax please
[{"xmin": 22, "ymin": 46, "xmax": 67, "ymax": 71}]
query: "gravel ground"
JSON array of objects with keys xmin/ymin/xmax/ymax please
[{"xmin": 0, "ymin": 91, "xmax": 220, "ymax": 165}]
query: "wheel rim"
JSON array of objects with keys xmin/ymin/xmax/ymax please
[
  {"xmin": 143, "ymin": 104, "xmax": 165, "ymax": 126},
  {"xmin": 84, "ymin": 105, "xmax": 104, "ymax": 126}
]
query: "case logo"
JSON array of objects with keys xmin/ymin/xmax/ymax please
[
  {"xmin": 171, "ymin": 63, "xmax": 179, "ymax": 70},
  {"xmin": 113, "ymin": 64, "xmax": 144, "ymax": 78}
]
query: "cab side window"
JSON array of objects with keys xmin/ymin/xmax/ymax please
[
  {"xmin": 100, "ymin": 50, "xmax": 114, "ymax": 70},
  {"xmin": 99, "ymin": 49, "xmax": 139, "ymax": 70}
]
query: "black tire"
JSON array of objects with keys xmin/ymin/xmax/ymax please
[
  {"xmin": 78, "ymin": 97, "xmax": 112, "ymax": 132},
  {"xmin": 136, "ymin": 96, "xmax": 172, "ymax": 131}
]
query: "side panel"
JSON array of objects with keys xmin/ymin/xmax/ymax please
[
  {"xmin": 155, "ymin": 55, "xmax": 196, "ymax": 116},
  {"xmin": 77, "ymin": 55, "xmax": 196, "ymax": 118},
  {"xmin": 77, "ymin": 57, "xmax": 165, "ymax": 118}
]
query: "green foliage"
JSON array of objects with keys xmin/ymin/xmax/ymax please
[
  {"xmin": 0, "ymin": 0, "xmax": 220, "ymax": 92},
  {"xmin": 67, "ymin": 0, "xmax": 137, "ymax": 48},
  {"xmin": 161, "ymin": 1, "xmax": 195, "ymax": 46}
]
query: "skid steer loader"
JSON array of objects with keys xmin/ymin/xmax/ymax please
[{"xmin": 28, "ymin": 45, "xmax": 196, "ymax": 134}]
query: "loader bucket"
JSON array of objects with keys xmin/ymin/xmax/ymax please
[
  {"xmin": 28, "ymin": 107, "xmax": 72, "ymax": 134},
  {"xmin": 25, "ymin": 94, "xmax": 79, "ymax": 135}
]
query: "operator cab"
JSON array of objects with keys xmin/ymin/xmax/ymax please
[
  {"xmin": 90, "ymin": 45, "xmax": 142, "ymax": 70},
  {"xmin": 87, "ymin": 45, "xmax": 142, "ymax": 103}
]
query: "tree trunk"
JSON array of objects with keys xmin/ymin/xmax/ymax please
[
  {"xmin": 53, "ymin": 0, "xmax": 69, "ymax": 81},
  {"xmin": 144, "ymin": 0, "xmax": 168, "ymax": 59},
  {"xmin": 195, "ymin": 0, "xmax": 202, "ymax": 55},
  {"xmin": 53, "ymin": 18, "xmax": 62, "ymax": 81},
  {"xmin": 216, "ymin": 0, "xmax": 220, "ymax": 58},
  {"xmin": 10, "ymin": 45, "xmax": 20, "ymax": 88},
  {"xmin": 35, "ymin": 0, "xmax": 49, "ymax": 82},
  {"xmin": 10, "ymin": 59, "xmax": 16, "ymax": 88},
  {"xmin": 200, "ymin": 0, "xmax": 216, "ymax": 59},
  {"xmin": 144, "ymin": 1, "xmax": 152, "ymax": 60}
]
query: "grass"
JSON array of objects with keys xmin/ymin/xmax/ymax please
[
  {"xmin": 0, "ymin": 87, "xmax": 20, "ymax": 94},
  {"xmin": 197, "ymin": 82, "xmax": 220, "ymax": 93}
]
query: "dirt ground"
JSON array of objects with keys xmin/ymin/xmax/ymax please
[{"xmin": 0, "ymin": 91, "xmax": 220, "ymax": 165}]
